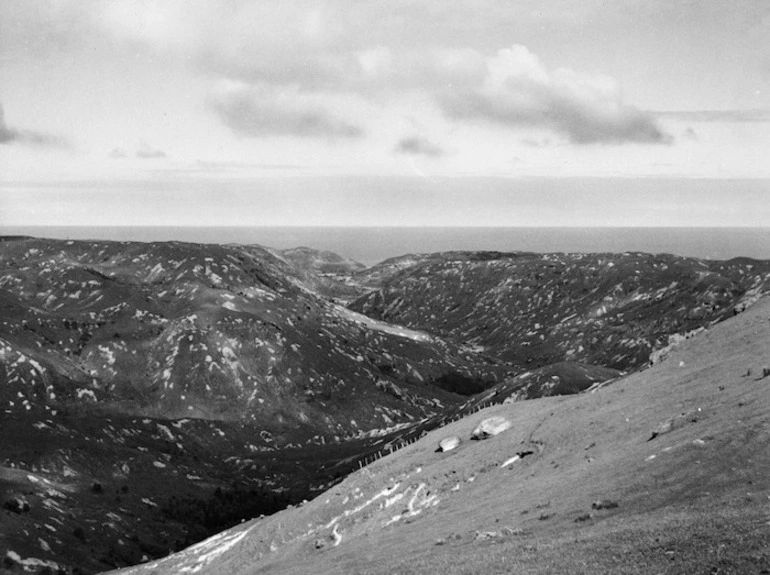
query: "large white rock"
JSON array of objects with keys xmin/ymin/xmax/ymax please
[
  {"xmin": 437, "ymin": 436, "xmax": 461, "ymax": 452},
  {"xmin": 471, "ymin": 416, "xmax": 512, "ymax": 440}
]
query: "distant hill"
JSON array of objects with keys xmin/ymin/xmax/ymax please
[
  {"xmin": 0, "ymin": 238, "xmax": 510, "ymax": 437},
  {"xmin": 276, "ymin": 246, "xmax": 366, "ymax": 275},
  {"xmin": 350, "ymin": 251, "xmax": 770, "ymax": 371}
]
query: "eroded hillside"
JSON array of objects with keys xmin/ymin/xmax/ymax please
[
  {"xmin": 0, "ymin": 238, "xmax": 507, "ymax": 437},
  {"xmin": 0, "ymin": 238, "xmax": 508, "ymax": 573},
  {"xmin": 351, "ymin": 251, "xmax": 770, "ymax": 371}
]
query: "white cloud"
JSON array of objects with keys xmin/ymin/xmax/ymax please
[
  {"xmin": 208, "ymin": 83, "xmax": 363, "ymax": 139},
  {"xmin": 136, "ymin": 142, "xmax": 167, "ymax": 159},
  {"xmin": 439, "ymin": 46, "xmax": 671, "ymax": 145}
]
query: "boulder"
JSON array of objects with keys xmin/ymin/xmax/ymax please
[
  {"xmin": 471, "ymin": 416, "xmax": 512, "ymax": 440},
  {"xmin": 436, "ymin": 436, "xmax": 461, "ymax": 453}
]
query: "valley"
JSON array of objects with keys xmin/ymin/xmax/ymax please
[{"xmin": 1, "ymin": 236, "xmax": 768, "ymax": 574}]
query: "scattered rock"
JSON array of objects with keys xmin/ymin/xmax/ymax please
[
  {"xmin": 591, "ymin": 499, "xmax": 619, "ymax": 510},
  {"xmin": 500, "ymin": 455, "xmax": 520, "ymax": 468},
  {"xmin": 574, "ymin": 513, "xmax": 593, "ymax": 522},
  {"xmin": 472, "ymin": 526, "xmax": 524, "ymax": 541},
  {"xmin": 436, "ymin": 436, "xmax": 461, "ymax": 453},
  {"xmin": 762, "ymin": 366, "xmax": 770, "ymax": 379},
  {"xmin": 331, "ymin": 524, "xmax": 342, "ymax": 546},
  {"xmin": 648, "ymin": 409, "xmax": 701, "ymax": 441},
  {"xmin": 473, "ymin": 530, "xmax": 501, "ymax": 541},
  {"xmin": 314, "ymin": 538, "xmax": 325, "ymax": 550},
  {"xmin": 471, "ymin": 416, "xmax": 512, "ymax": 440}
]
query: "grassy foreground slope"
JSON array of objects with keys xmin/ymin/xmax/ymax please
[{"xmin": 111, "ymin": 294, "xmax": 770, "ymax": 575}]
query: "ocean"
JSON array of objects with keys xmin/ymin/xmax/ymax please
[{"xmin": 2, "ymin": 226, "xmax": 770, "ymax": 267}]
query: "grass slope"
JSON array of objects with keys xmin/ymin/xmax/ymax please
[{"xmin": 110, "ymin": 295, "xmax": 770, "ymax": 575}]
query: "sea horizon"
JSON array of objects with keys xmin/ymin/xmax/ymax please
[{"xmin": 2, "ymin": 226, "xmax": 769, "ymax": 267}]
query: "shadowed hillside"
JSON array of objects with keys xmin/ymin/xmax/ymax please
[
  {"xmin": 0, "ymin": 238, "xmax": 508, "ymax": 434},
  {"xmin": 0, "ymin": 238, "xmax": 508, "ymax": 573}
]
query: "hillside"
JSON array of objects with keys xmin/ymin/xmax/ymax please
[
  {"xmin": 0, "ymin": 238, "xmax": 507, "ymax": 435},
  {"xmin": 275, "ymin": 246, "xmax": 366, "ymax": 276},
  {"xmin": 107, "ymin": 293, "xmax": 770, "ymax": 575},
  {"xmin": 0, "ymin": 238, "xmax": 509, "ymax": 573},
  {"xmin": 350, "ymin": 251, "xmax": 770, "ymax": 371},
  {"xmin": 263, "ymin": 246, "xmax": 367, "ymax": 301}
]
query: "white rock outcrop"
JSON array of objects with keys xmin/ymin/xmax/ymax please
[
  {"xmin": 437, "ymin": 436, "xmax": 461, "ymax": 452},
  {"xmin": 471, "ymin": 416, "xmax": 512, "ymax": 440}
]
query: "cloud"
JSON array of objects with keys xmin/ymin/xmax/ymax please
[
  {"xmin": 395, "ymin": 136, "xmax": 445, "ymax": 157},
  {"xmin": 2, "ymin": 3, "xmax": 673, "ymax": 151},
  {"xmin": 209, "ymin": 84, "xmax": 363, "ymax": 139},
  {"xmin": 135, "ymin": 143, "xmax": 167, "ymax": 159},
  {"xmin": 0, "ymin": 104, "xmax": 68, "ymax": 148},
  {"xmin": 655, "ymin": 109, "xmax": 770, "ymax": 122},
  {"xmin": 438, "ymin": 46, "xmax": 671, "ymax": 145}
]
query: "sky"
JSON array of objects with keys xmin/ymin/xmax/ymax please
[{"xmin": 1, "ymin": 0, "xmax": 769, "ymax": 229}]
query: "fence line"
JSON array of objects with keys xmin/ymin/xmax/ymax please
[{"xmin": 352, "ymin": 396, "xmax": 504, "ymax": 470}]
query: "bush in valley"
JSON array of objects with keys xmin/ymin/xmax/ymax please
[
  {"xmin": 432, "ymin": 372, "xmax": 493, "ymax": 396},
  {"xmin": 3, "ymin": 496, "xmax": 30, "ymax": 514},
  {"xmin": 161, "ymin": 485, "xmax": 305, "ymax": 545}
]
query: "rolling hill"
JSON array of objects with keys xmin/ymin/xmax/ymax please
[{"xmin": 0, "ymin": 238, "xmax": 507, "ymax": 573}]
